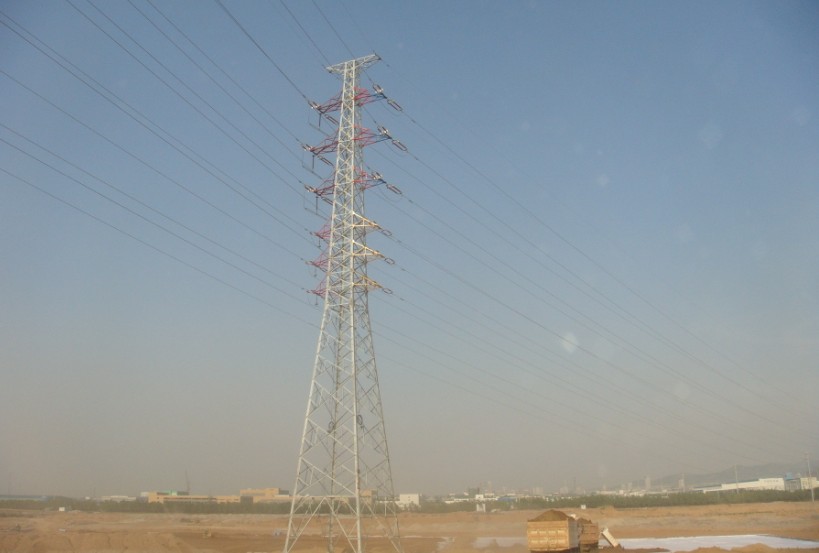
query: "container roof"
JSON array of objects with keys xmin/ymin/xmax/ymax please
[{"xmin": 529, "ymin": 509, "xmax": 571, "ymax": 522}]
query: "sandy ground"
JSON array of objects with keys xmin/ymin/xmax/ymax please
[{"xmin": 1, "ymin": 502, "xmax": 817, "ymax": 553}]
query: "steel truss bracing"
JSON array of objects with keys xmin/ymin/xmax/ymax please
[{"xmin": 284, "ymin": 54, "xmax": 403, "ymax": 553}]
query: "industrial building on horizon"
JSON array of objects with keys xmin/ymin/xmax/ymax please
[
  {"xmin": 140, "ymin": 487, "xmax": 290, "ymax": 505},
  {"xmin": 693, "ymin": 475, "xmax": 818, "ymax": 494}
]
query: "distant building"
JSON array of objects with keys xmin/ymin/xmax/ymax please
[
  {"xmin": 142, "ymin": 488, "xmax": 289, "ymax": 504},
  {"xmin": 785, "ymin": 474, "xmax": 802, "ymax": 492},
  {"xmin": 239, "ymin": 487, "xmax": 290, "ymax": 504},
  {"xmin": 397, "ymin": 493, "xmax": 421, "ymax": 509},
  {"xmin": 143, "ymin": 490, "xmax": 241, "ymax": 504},
  {"xmin": 694, "ymin": 477, "xmax": 785, "ymax": 494},
  {"xmin": 0, "ymin": 495, "xmax": 49, "ymax": 502},
  {"xmin": 141, "ymin": 490, "xmax": 188, "ymax": 503},
  {"xmin": 797, "ymin": 476, "xmax": 819, "ymax": 491}
]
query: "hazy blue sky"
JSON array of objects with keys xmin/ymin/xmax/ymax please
[{"xmin": 1, "ymin": 0, "xmax": 817, "ymax": 498}]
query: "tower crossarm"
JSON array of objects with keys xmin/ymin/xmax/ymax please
[
  {"xmin": 350, "ymin": 211, "xmax": 382, "ymax": 232},
  {"xmin": 351, "ymin": 242, "xmax": 384, "ymax": 261},
  {"xmin": 308, "ymin": 251, "xmax": 329, "ymax": 271},
  {"xmin": 311, "ymin": 223, "xmax": 332, "ymax": 242},
  {"xmin": 303, "ymin": 126, "xmax": 390, "ymax": 157},
  {"xmin": 306, "ymin": 169, "xmax": 388, "ymax": 200},
  {"xmin": 356, "ymin": 275, "xmax": 383, "ymax": 290},
  {"xmin": 326, "ymin": 53, "xmax": 381, "ymax": 75},
  {"xmin": 309, "ymin": 86, "xmax": 385, "ymax": 116}
]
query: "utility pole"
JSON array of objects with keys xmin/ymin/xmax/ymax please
[
  {"xmin": 734, "ymin": 465, "xmax": 739, "ymax": 494},
  {"xmin": 807, "ymin": 453, "xmax": 815, "ymax": 503},
  {"xmin": 284, "ymin": 54, "xmax": 403, "ymax": 553}
]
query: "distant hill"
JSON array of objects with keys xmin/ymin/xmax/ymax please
[{"xmin": 640, "ymin": 462, "xmax": 811, "ymax": 490}]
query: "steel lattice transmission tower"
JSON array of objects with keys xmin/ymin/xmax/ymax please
[{"xmin": 284, "ymin": 54, "xmax": 403, "ymax": 553}]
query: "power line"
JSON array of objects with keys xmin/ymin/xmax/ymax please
[
  {"xmin": 2, "ymin": 122, "xmax": 303, "ymax": 292},
  {"xmin": 0, "ymin": 68, "xmax": 308, "ymax": 264},
  {"xmin": 360, "ymin": 131, "xmax": 816, "ymax": 440},
  {"xmin": 2, "ymin": 165, "xmax": 315, "ymax": 326},
  {"xmin": 133, "ymin": 0, "xmax": 305, "ymax": 159},
  {"xmin": 0, "ymin": 10, "xmax": 312, "ymax": 245},
  {"xmin": 0, "ymin": 134, "xmax": 305, "ymax": 300},
  {"xmin": 215, "ymin": 0, "xmax": 310, "ymax": 101},
  {"xmin": 309, "ymin": 0, "xmax": 355, "ymax": 60},
  {"xmin": 1, "ymin": 131, "xmax": 778, "ymax": 468},
  {"xmin": 376, "ymin": 57, "xmax": 811, "ymax": 420},
  {"xmin": 277, "ymin": 0, "xmax": 331, "ymax": 67},
  {"xmin": 74, "ymin": 0, "xmax": 305, "ymax": 197},
  {"xmin": 358, "ymin": 77, "xmax": 815, "ymax": 431}
]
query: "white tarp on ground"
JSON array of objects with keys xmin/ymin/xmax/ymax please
[
  {"xmin": 616, "ymin": 535, "xmax": 819, "ymax": 551},
  {"xmin": 472, "ymin": 535, "xmax": 819, "ymax": 551}
]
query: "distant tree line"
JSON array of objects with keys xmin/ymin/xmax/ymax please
[
  {"xmin": 0, "ymin": 489, "xmax": 812, "ymax": 515},
  {"xmin": 430, "ymin": 489, "xmax": 813, "ymax": 512},
  {"xmin": 526, "ymin": 489, "xmax": 812, "ymax": 509},
  {"xmin": 0, "ymin": 497, "xmax": 292, "ymax": 514}
]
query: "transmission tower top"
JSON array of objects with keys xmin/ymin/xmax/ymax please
[{"xmin": 326, "ymin": 53, "xmax": 380, "ymax": 75}]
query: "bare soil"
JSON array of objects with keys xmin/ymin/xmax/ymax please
[{"xmin": 1, "ymin": 502, "xmax": 817, "ymax": 553}]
